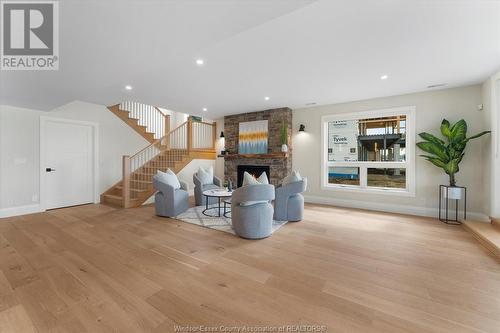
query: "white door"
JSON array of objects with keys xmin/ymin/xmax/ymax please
[{"xmin": 43, "ymin": 120, "xmax": 95, "ymax": 209}]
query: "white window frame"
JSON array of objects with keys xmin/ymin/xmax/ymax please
[{"xmin": 321, "ymin": 106, "xmax": 416, "ymax": 196}]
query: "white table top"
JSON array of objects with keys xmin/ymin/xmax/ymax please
[{"xmin": 202, "ymin": 188, "xmax": 233, "ymax": 197}]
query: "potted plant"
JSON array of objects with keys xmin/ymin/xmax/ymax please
[
  {"xmin": 280, "ymin": 119, "xmax": 288, "ymax": 153},
  {"xmin": 417, "ymin": 119, "xmax": 490, "ymax": 199}
]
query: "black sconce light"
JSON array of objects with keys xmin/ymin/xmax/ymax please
[
  {"xmin": 220, "ymin": 131, "xmax": 225, "ymax": 138},
  {"xmin": 299, "ymin": 124, "xmax": 305, "ymax": 132}
]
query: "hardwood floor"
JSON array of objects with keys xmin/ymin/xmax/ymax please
[{"xmin": 0, "ymin": 202, "xmax": 499, "ymax": 332}]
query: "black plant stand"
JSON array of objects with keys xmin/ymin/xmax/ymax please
[{"xmin": 438, "ymin": 185, "xmax": 466, "ymax": 225}]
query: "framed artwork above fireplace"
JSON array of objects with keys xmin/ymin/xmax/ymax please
[{"xmin": 238, "ymin": 120, "xmax": 268, "ymax": 154}]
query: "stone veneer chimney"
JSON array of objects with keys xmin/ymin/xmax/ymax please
[{"xmin": 223, "ymin": 107, "xmax": 292, "ymax": 186}]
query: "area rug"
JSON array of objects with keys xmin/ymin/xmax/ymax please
[{"xmin": 174, "ymin": 204, "xmax": 287, "ymax": 236}]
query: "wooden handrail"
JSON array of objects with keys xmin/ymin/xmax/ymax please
[
  {"xmin": 195, "ymin": 120, "xmax": 216, "ymax": 126},
  {"xmin": 120, "ymin": 102, "xmax": 169, "ymax": 140},
  {"xmin": 169, "ymin": 120, "xmax": 188, "ymax": 133},
  {"xmin": 129, "ymin": 136, "xmax": 164, "ymax": 159}
]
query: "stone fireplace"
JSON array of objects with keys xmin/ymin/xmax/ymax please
[{"xmin": 224, "ymin": 107, "xmax": 292, "ymax": 186}]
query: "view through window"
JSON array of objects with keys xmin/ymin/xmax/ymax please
[{"xmin": 323, "ymin": 108, "xmax": 414, "ymax": 193}]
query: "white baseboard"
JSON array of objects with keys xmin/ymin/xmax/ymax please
[
  {"xmin": 304, "ymin": 195, "xmax": 490, "ymax": 223},
  {"xmin": 0, "ymin": 204, "xmax": 44, "ymax": 219}
]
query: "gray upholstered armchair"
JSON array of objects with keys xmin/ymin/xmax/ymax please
[
  {"xmin": 193, "ymin": 172, "xmax": 223, "ymax": 206},
  {"xmin": 273, "ymin": 178, "xmax": 307, "ymax": 222},
  {"xmin": 153, "ymin": 175, "xmax": 189, "ymax": 217},
  {"xmin": 231, "ymin": 184, "xmax": 275, "ymax": 239}
]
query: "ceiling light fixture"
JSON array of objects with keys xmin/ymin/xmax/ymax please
[
  {"xmin": 196, "ymin": 59, "xmax": 204, "ymax": 65},
  {"xmin": 380, "ymin": 75, "xmax": 388, "ymax": 80},
  {"xmin": 202, "ymin": 107, "xmax": 207, "ymax": 112},
  {"xmin": 264, "ymin": 96, "xmax": 270, "ymax": 101},
  {"xmin": 125, "ymin": 85, "xmax": 133, "ymax": 91}
]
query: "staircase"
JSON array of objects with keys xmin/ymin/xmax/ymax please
[
  {"xmin": 463, "ymin": 217, "xmax": 500, "ymax": 259},
  {"xmin": 101, "ymin": 102, "xmax": 217, "ymax": 208},
  {"xmin": 107, "ymin": 102, "xmax": 168, "ymax": 143}
]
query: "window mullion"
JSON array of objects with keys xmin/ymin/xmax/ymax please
[{"xmin": 360, "ymin": 166, "xmax": 367, "ymax": 188}]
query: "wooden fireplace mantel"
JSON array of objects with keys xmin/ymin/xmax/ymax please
[{"xmin": 222, "ymin": 152, "xmax": 288, "ymax": 159}]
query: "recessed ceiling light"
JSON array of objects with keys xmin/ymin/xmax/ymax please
[
  {"xmin": 380, "ymin": 75, "xmax": 388, "ymax": 80},
  {"xmin": 125, "ymin": 85, "xmax": 133, "ymax": 90},
  {"xmin": 196, "ymin": 59, "xmax": 204, "ymax": 65},
  {"xmin": 202, "ymin": 107, "xmax": 207, "ymax": 112},
  {"xmin": 264, "ymin": 96, "xmax": 270, "ymax": 101}
]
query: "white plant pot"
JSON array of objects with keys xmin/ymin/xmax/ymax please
[
  {"xmin": 444, "ymin": 186, "xmax": 462, "ymax": 200},
  {"xmin": 281, "ymin": 144, "xmax": 288, "ymax": 153}
]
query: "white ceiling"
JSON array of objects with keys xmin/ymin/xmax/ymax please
[{"xmin": 1, "ymin": 0, "xmax": 499, "ymax": 119}]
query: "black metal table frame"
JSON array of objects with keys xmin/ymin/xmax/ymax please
[
  {"xmin": 223, "ymin": 199, "xmax": 231, "ymax": 218},
  {"xmin": 438, "ymin": 185, "xmax": 467, "ymax": 225},
  {"xmin": 202, "ymin": 194, "xmax": 231, "ymax": 217}
]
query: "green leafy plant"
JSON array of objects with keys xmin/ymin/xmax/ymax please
[
  {"xmin": 280, "ymin": 119, "xmax": 288, "ymax": 146},
  {"xmin": 417, "ymin": 119, "xmax": 490, "ymax": 187}
]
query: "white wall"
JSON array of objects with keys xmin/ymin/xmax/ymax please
[
  {"xmin": 0, "ymin": 101, "xmax": 223, "ymax": 217},
  {"xmin": 49, "ymin": 101, "xmax": 149, "ymax": 193},
  {"xmin": 481, "ymin": 79, "xmax": 493, "ymax": 216},
  {"xmin": 494, "ymin": 76, "xmax": 500, "ymax": 218},
  {"xmin": 0, "ymin": 101, "xmax": 150, "ymax": 217},
  {"xmin": 177, "ymin": 159, "xmax": 216, "ymax": 191},
  {"xmin": 158, "ymin": 107, "xmax": 188, "ymax": 131},
  {"xmin": 293, "ymin": 85, "xmax": 490, "ymax": 220},
  {"xmin": 482, "ymin": 70, "xmax": 500, "ymax": 218},
  {"xmin": 214, "ymin": 118, "xmax": 225, "ymax": 181},
  {"xmin": 0, "ymin": 105, "xmax": 45, "ymax": 216}
]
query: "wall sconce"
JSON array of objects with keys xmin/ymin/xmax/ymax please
[
  {"xmin": 299, "ymin": 124, "xmax": 305, "ymax": 132},
  {"xmin": 220, "ymin": 131, "xmax": 225, "ymax": 138}
]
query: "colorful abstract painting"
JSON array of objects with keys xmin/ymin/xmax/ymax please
[{"xmin": 238, "ymin": 120, "xmax": 268, "ymax": 154}]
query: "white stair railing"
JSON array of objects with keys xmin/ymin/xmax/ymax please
[
  {"xmin": 120, "ymin": 101, "xmax": 167, "ymax": 139},
  {"xmin": 192, "ymin": 120, "xmax": 215, "ymax": 149}
]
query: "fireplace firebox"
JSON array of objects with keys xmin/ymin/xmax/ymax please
[{"xmin": 237, "ymin": 165, "xmax": 270, "ymax": 187}]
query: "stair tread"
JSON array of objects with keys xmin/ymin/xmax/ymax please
[
  {"xmin": 116, "ymin": 186, "xmax": 148, "ymax": 192},
  {"xmin": 104, "ymin": 194, "xmax": 139, "ymax": 201},
  {"xmin": 463, "ymin": 221, "xmax": 500, "ymax": 258}
]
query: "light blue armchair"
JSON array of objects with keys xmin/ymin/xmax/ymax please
[
  {"xmin": 273, "ymin": 178, "xmax": 307, "ymax": 222},
  {"xmin": 153, "ymin": 175, "xmax": 189, "ymax": 217},
  {"xmin": 193, "ymin": 172, "xmax": 223, "ymax": 206},
  {"xmin": 231, "ymin": 184, "xmax": 275, "ymax": 239}
]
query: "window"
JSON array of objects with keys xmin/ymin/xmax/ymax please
[{"xmin": 321, "ymin": 107, "xmax": 415, "ymax": 195}]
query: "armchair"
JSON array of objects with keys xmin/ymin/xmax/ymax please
[
  {"xmin": 231, "ymin": 184, "xmax": 275, "ymax": 239},
  {"xmin": 273, "ymin": 178, "xmax": 307, "ymax": 222},
  {"xmin": 153, "ymin": 175, "xmax": 189, "ymax": 217},
  {"xmin": 193, "ymin": 172, "xmax": 223, "ymax": 206}
]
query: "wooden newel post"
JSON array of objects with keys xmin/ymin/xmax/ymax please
[
  {"xmin": 122, "ymin": 155, "xmax": 131, "ymax": 208},
  {"xmin": 165, "ymin": 115, "xmax": 170, "ymax": 147},
  {"xmin": 187, "ymin": 116, "xmax": 193, "ymax": 152}
]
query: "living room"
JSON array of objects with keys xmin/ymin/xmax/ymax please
[{"xmin": 1, "ymin": 1, "xmax": 500, "ymax": 332}]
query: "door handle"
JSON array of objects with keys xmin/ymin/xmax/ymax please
[{"xmin": 46, "ymin": 168, "xmax": 56, "ymax": 172}]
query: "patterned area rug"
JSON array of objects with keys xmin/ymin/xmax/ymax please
[{"xmin": 174, "ymin": 204, "xmax": 287, "ymax": 236}]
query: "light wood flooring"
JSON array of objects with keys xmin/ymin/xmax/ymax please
[{"xmin": 0, "ymin": 202, "xmax": 499, "ymax": 332}]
